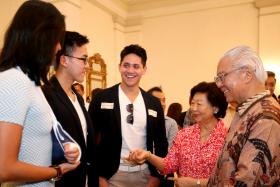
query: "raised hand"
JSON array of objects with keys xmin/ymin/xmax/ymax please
[{"xmin": 63, "ymin": 143, "xmax": 81, "ymax": 164}]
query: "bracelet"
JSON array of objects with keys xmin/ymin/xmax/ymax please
[
  {"xmin": 50, "ymin": 165, "xmax": 62, "ymax": 182},
  {"xmin": 146, "ymin": 151, "xmax": 152, "ymax": 161}
]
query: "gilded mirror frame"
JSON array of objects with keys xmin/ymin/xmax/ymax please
[{"xmin": 86, "ymin": 53, "xmax": 107, "ymax": 100}]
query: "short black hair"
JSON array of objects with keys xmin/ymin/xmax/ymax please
[
  {"xmin": 190, "ymin": 81, "xmax": 228, "ymax": 118},
  {"xmin": 147, "ymin": 86, "xmax": 162, "ymax": 95},
  {"xmin": 55, "ymin": 31, "xmax": 89, "ymax": 68},
  {"xmin": 267, "ymin": 71, "xmax": 276, "ymax": 82},
  {"xmin": 0, "ymin": 0, "xmax": 65, "ymax": 86},
  {"xmin": 120, "ymin": 44, "xmax": 147, "ymax": 67}
]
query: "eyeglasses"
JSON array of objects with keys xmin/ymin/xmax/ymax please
[
  {"xmin": 64, "ymin": 54, "xmax": 88, "ymax": 65},
  {"xmin": 126, "ymin": 104, "xmax": 134, "ymax": 125},
  {"xmin": 214, "ymin": 68, "xmax": 242, "ymax": 85}
]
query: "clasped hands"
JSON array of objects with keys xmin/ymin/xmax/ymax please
[{"xmin": 123, "ymin": 149, "xmax": 151, "ymax": 166}]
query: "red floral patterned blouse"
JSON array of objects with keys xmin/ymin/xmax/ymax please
[{"xmin": 162, "ymin": 120, "xmax": 227, "ymax": 178}]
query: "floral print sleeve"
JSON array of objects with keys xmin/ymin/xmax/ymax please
[{"xmin": 161, "ymin": 128, "xmax": 185, "ymax": 175}]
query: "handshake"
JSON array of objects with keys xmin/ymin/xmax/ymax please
[{"xmin": 123, "ymin": 149, "xmax": 152, "ymax": 166}]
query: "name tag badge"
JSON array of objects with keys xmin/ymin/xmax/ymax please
[
  {"xmin": 101, "ymin": 102, "xmax": 114, "ymax": 109},
  {"xmin": 148, "ymin": 109, "xmax": 157, "ymax": 117}
]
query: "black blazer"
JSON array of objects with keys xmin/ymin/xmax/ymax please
[
  {"xmin": 42, "ymin": 76, "xmax": 98, "ymax": 187},
  {"xmin": 88, "ymin": 84, "xmax": 168, "ymax": 180}
]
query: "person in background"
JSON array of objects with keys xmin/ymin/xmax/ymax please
[
  {"xmin": 90, "ymin": 88, "xmax": 103, "ymax": 101},
  {"xmin": 166, "ymin": 102, "xmax": 183, "ymax": 127},
  {"xmin": 88, "ymin": 44, "xmax": 168, "ymax": 187},
  {"xmin": 178, "ymin": 109, "xmax": 195, "ymax": 128},
  {"xmin": 0, "ymin": 1, "xmax": 79, "ymax": 186},
  {"xmin": 265, "ymin": 71, "xmax": 277, "ymax": 101},
  {"xmin": 147, "ymin": 87, "xmax": 179, "ymax": 187},
  {"xmin": 222, "ymin": 101, "xmax": 237, "ymax": 129},
  {"xmin": 73, "ymin": 82, "xmax": 89, "ymax": 110},
  {"xmin": 42, "ymin": 31, "xmax": 98, "ymax": 187},
  {"xmin": 128, "ymin": 81, "xmax": 228, "ymax": 187},
  {"xmin": 178, "ymin": 96, "xmax": 195, "ymax": 129},
  {"xmin": 208, "ymin": 46, "xmax": 280, "ymax": 186},
  {"xmin": 73, "ymin": 82, "xmax": 85, "ymax": 97},
  {"xmin": 147, "ymin": 86, "xmax": 178, "ymax": 149}
]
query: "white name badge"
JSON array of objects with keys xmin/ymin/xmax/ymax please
[
  {"xmin": 148, "ymin": 109, "xmax": 157, "ymax": 117},
  {"xmin": 101, "ymin": 102, "xmax": 114, "ymax": 109}
]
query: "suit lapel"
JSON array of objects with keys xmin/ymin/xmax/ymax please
[
  {"xmin": 50, "ymin": 76, "xmax": 86, "ymax": 147},
  {"xmin": 140, "ymin": 89, "xmax": 154, "ymax": 147},
  {"xmin": 112, "ymin": 85, "xmax": 122, "ymax": 131}
]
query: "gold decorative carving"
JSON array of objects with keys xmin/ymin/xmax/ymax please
[{"xmin": 86, "ymin": 53, "xmax": 107, "ymax": 100}]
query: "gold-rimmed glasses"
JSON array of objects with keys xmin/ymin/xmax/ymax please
[{"xmin": 214, "ymin": 67, "xmax": 242, "ymax": 85}]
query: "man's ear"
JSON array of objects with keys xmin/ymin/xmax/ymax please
[
  {"xmin": 60, "ymin": 55, "xmax": 68, "ymax": 67},
  {"xmin": 243, "ymin": 67, "xmax": 254, "ymax": 83},
  {"xmin": 143, "ymin": 66, "xmax": 147, "ymax": 75}
]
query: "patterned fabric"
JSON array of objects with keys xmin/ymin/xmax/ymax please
[
  {"xmin": 162, "ymin": 120, "xmax": 227, "ymax": 178},
  {"xmin": 0, "ymin": 68, "xmax": 53, "ymax": 187},
  {"xmin": 208, "ymin": 92, "xmax": 280, "ymax": 187}
]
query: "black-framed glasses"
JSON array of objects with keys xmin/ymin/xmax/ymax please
[
  {"xmin": 64, "ymin": 54, "xmax": 88, "ymax": 65},
  {"xmin": 126, "ymin": 104, "xmax": 134, "ymax": 125}
]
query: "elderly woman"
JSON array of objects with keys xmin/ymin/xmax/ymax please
[{"xmin": 128, "ymin": 82, "xmax": 228, "ymax": 187}]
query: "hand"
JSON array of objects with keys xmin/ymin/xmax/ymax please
[
  {"xmin": 174, "ymin": 176, "xmax": 195, "ymax": 187},
  {"xmin": 59, "ymin": 161, "xmax": 80, "ymax": 175},
  {"xmin": 99, "ymin": 177, "xmax": 109, "ymax": 187},
  {"xmin": 128, "ymin": 149, "xmax": 150, "ymax": 164},
  {"xmin": 63, "ymin": 143, "xmax": 80, "ymax": 164},
  {"xmin": 145, "ymin": 175, "xmax": 160, "ymax": 187}
]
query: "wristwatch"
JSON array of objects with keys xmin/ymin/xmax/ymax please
[
  {"xmin": 50, "ymin": 165, "xmax": 62, "ymax": 182},
  {"xmin": 196, "ymin": 179, "xmax": 201, "ymax": 187}
]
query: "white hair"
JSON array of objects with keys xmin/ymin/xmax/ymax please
[{"xmin": 220, "ymin": 45, "xmax": 267, "ymax": 84}]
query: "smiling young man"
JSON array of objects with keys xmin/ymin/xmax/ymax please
[
  {"xmin": 88, "ymin": 44, "xmax": 168, "ymax": 187},
  {"xmin": 42, "ymin": 31, "xmax": 98, "ymax": 187},
  {"xmin": 208, "ymin": 46, "xmax": 280, "ymax": 186}
]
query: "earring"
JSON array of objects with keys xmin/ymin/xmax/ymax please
[{"xmin": 214, "ymin": 109, "xmax": 218, "ymax": 114}]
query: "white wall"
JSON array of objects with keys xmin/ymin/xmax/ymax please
[
  {"xmin": 0, "ymin": 0, "xmax": 24, "ymax": 47},
  {"xmin": 259, "ymin": 5, "xmax": 280, "ymax": 96},
  {"xmin": 136, "ymin": 3, "xmax": 259, "ymax": 110},
  {"xmin": 0, "ymin": 0, "xmax": 278, "ymax": 110}
]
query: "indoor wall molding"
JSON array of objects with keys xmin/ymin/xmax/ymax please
[
  {"xmin": 89, "ymin": 0, "xmax": 255, "ymax": 27},
  {"xmin": 50, "ymin": 0, "xmax": 82, "ymax": 8},
  {"xmin": 255, "ymin": 0, "xmax": 280, "ymax": 8},
  {"xmin": 259, "ymin": 5, "xmax": 280, "ymax": 16}
]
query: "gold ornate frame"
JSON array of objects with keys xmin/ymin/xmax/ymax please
[{"xmin": 86, "ymin": 53, "xmax": 107, "ymax": 100}]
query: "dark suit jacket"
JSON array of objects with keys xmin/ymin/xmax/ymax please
[
  {"xmin": 42, "ymin": 76, "xmax": 98, "ymax": 187},
  {"xmin": 88, "ymin": 84, "xmax": 168, "ymax": 180}
]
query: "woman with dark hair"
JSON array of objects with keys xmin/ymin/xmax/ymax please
[
  {"xmin": 128, "ymin": 82, "xmax": 228, "ymax": 187},
  {"xmin": 167, "ymin": 102, "xmax": 182, "ymax": 127},
  {"xmin": 0, "ymin": 1, "xmax": 79, "ymax": 186}
]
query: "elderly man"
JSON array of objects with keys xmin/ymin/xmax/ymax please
[{"xmin": 208, "ymin": 46, "xmax": 280, "ymax": 186}]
